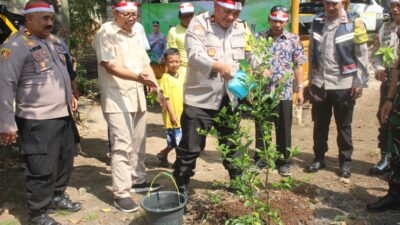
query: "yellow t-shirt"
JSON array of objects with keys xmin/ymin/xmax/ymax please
[
  {"xmin": 167, "ymin": 24, "xmax": 188, "ymax": 71},
  {"xmin": 158, "ymin": 72, "xmax": 185, "ymax": 128}
]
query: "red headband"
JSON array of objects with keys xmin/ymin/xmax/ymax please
[
  {"xmin": 269, "ymin": 11, "xmax": 288, "ymax": 22},
  {"xmin": 217, "ymin": 0, "xmax": 243, "ymax": 11},
  {"xmin": 112, "ymin": 2, "xmax": 138, "ymax": 11},
  {"xmin": 23, "ymin": 3, "xmax": 55, "ymax": 14}
]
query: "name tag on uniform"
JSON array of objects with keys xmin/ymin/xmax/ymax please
[{"xmin": 30, "ymin": 45, "xmax": 42, "ymax": 52}]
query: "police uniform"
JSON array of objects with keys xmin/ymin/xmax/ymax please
[
  {"xmin": 0, "ymin": 28, "xmax": 77, "ymax": 214},
  {"xmin": 172, "ymin": 11, "xmax": 249, "ymax": 190},
  {"xmin": 370, "ymin": 20, "xmax": 400, "ymax": 174},
  {"xmin": 307, "ymin": 9, "xmax": 369, "ymax": 177}
]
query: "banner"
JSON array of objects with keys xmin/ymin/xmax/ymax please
[{"xmin": 141, "ymin": 0, "xmax": 291, "ymax": 36}]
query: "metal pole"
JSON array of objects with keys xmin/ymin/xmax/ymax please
[{"xmin": 291, "ymin": 0, "xmax": 300, "ymax": 35}]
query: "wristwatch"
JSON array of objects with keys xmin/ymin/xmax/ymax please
[{"xmin": 295, "ymin": 84, "xmax": 304, "ymax": 92}]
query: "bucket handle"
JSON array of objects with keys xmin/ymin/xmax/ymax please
[{"xmin": 148, "ymin": 172, "xmax": 181, "ymax": 200}]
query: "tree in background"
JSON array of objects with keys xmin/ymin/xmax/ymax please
[{"xmin": 69, "ymin": 0, "xmax": 107, "ymax": 55}]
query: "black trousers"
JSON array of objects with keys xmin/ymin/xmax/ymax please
[
  {"xmin": 172, "ymin": 96, "xmax": 241, "ymax": 186},
  {"xmin": 311, "ymin": 88, "xmax": 355, "ymax": 163},
  {"xmin": 377, "ymin": 78, "xmax": 391, "ymax": 154},
  {"xmin": 16, "ymin": 117, "xmax": 76, "ymax": 212},
  {"xmin": 387, "ymin": 113, "xmax": 400, "ymax": 193},
  {"xmin": 255, "ymin": 100, "xmax": 292, "ymax": 166}
]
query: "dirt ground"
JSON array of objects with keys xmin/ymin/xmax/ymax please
[{"xmin": 1, "ymin": 77, "xmax": 400, "ymax": 225}]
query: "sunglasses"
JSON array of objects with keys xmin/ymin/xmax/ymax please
[{"xmin": 270, "ymin": 5, "xmax": 289, "ymax": 14}]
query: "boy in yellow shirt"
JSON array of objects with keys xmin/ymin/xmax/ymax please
[{"xmin": 157, "ymin": 48, "xmax": 185, "ymax": 167}]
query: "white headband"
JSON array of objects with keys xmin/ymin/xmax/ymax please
[
  {"xmin": 179, "ymin": 3, "xmax": 195, "ymax": 14},
  {"xmin": 113, "ymin": 2, "xmax": 138, "ymax": 11},
  {"xmin": 23, "ymin": 3, "xmax": 55, "ymax": 14},
  {"xmin": 217, "ymin": 1, "xmax": 243, "ymax": 11}
]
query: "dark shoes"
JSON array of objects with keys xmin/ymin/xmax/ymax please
[
  {"xmin": 255, "ymin": 159, "xmax": 267, "ymax": 169},
  {"xmin": 339, "ymin": 163, "xmax": 351, "ymax": 178},
  {"xmin": 49, "ymin": 192, "xmax": 81, "ymax": 212},
  {"xmin": 114, "ymin": 197, "xmax": 139, "ymax": 213},
  {"xmin": 156, "ymin": 153, "xmax": 170, "ymax": 167},
  {"xmin": 369, "ymin": 154, "xmax": 390, "ymax": 175},
  {"xmin": 131, "ymin": 181, "xmax": 161, "ymax": 193},
  {"xmin": 29, "ymin": 213, "xmax": 61, "ymax": 225},
  {"xmin": 306, "ymin": 159, "xmax": 325, "ymax": 173},
  {"xmin": 278, "ymin": 164, "xmax": 291, "ymax": 177},
  {"xmin": 367, "ymin": 192, "xmax": 400, "ymax": 213},
  {"xmin": 178, "ymin": 185, "xmax": 188, "ymax": 198}
]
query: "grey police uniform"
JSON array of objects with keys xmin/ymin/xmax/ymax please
[
  {"xmin": 183, "ymin": 11, "xmax": 245, "ymax": 110},
  {"xmin": 307, "ymin": 11, "xmax": 369, "ymax": 175},
  {"xmin": 172, "ymin": 11, "xmax": 248, "ymax": 189},
  {"xmin": 0, "ymin": 28, "xmax": 76, "ymax": 212}
]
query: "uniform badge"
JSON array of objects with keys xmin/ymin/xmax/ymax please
[
  {"xmin": 55, "ymin": 44, "xmax": 66, "ymax": 54},
  {"xmin": 39, "ymin": 61, "xmax": 47, "ymax": 70},
  {"xmin": 207, "ymin": 48, "xmax": 216, "ymax": 57},
  {"xmin": 21, "ymin": 35, "xmax": 29, "ymax": 41},
  {"xmin": 345, "ymin": 23, "xmax": 354, "ymax": 32},
  {"xmin": 27, "ymin": 41, "xmax": 35, "ymax": 47},
  {"xmin": 0, "ymin": 48, "xmax": 11, "ymax": 59},
  {"xmin": 193, "ymin": 24, "xmax": 204, "ymax": 35},
  {"xmin": 33, "ymin": 51, "xmax": 42, "ymax": 61},
  {"xmin": 24, "ymin": 29, "xmax": 32, "ymax": 36}
]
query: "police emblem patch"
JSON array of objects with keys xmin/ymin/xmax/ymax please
[
  {"xmin": 193, "ymin": 24, "xmax": 204, "ymax": 35},
  {"xmin": 207, "ymin": 48, "xmax": 216, "ymax": 57},
  {"xmin": 0, "ymin": 48, "xmax": 11, "ymax": 59},
  {"xmin": 39, "ymin": 61, "xmax": 47, "ymax": 70}
]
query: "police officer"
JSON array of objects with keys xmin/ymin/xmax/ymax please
[
  {"xmin": 0, "ymin": 1, "xmax": 80, "ymax": 224},
  {"xmin": 369, "ymin": 0, "xmax": 400, "ymax": 175},
  {"xmin": 172, "ymin": 0, "xmax": 249, "ymax": 196},
  {"xmin": 305, "ymin": 0, "xmax": 369, "ymax": 178}
]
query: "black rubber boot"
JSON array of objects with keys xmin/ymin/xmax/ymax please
[
  {"xmin": 367, "ymin": 180, "xmax": 400, "ymax": 213},
  {"xmin": 49, "ymin": 191, "xmax": 81, "ymax": 212},
  {"xmin": 369, "ymin": 152, "xmax": 390, "ymax": 175},
  {"xmin": 29, "ymin": 210, "xmax": 61, "ymax": 225},
  {"xmin": 228, "ymin": 169, "xmax": 242, "ymax": 180}
]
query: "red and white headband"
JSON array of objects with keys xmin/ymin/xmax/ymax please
[
  {"xmin": 22, "ymin": 3, "xmax": 55, "ymax": 14},
  {"xmin": 112, "ymin": 2, "xmax": 138, "ymax": 11},
  {"xmin": 217, "ymin": 0, "xmax": 243, "ymax": 11},
  {"xmin": 179, "ymin": 3, "xmax": 195, "ymax": 14},
  {"xmin": 269, "ymin": 11, "xmax": 288, "ymax": 22}
]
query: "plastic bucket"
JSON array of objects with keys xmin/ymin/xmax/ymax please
[
  {"xmin": 141, "ymin": 191, "xmax": 187, "ymax": 225},
  {"xmin": 228, "ymin": 70, "xmax": 255, "ymax": 99},
  {"xmin": 140, "ymin": 172, "xmax": 187, "ymax": 225}
]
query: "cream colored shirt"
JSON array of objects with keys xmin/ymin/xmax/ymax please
[{"xmin": 94, "ymin": 21, "xmax": 150, "ymax": 113}]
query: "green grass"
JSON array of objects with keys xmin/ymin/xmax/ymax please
[
  {"xmin": 54, "ymin": 210, "xmax": 75, "ymax": 217},
  {"xmin": 83, "ymin": 212, "xmax": 99, "ymax": 222},
  {"xmin": 0, "ymin": 221, "xmax": 18, "ymax": 225}
]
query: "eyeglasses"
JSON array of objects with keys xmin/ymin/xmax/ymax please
[
  {"xmin": 117, "ymin": 11, "xmax": 137, "ymax": 18},
  {"xmin": 270, "ymin": 5, "xmax": 289, "ymax": 14}
]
